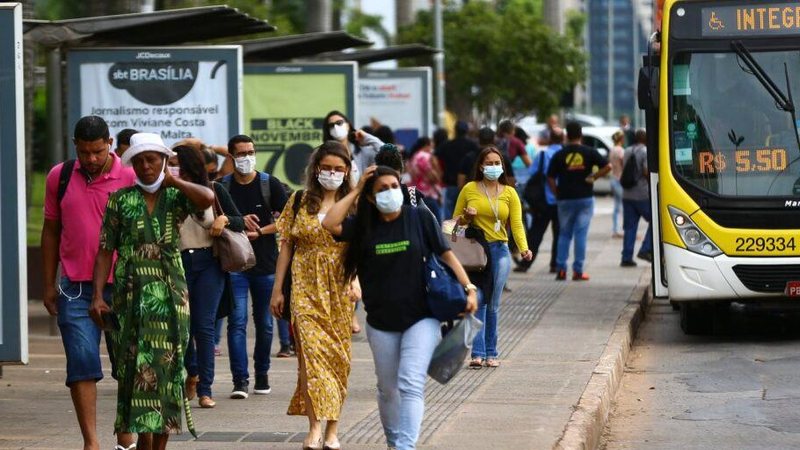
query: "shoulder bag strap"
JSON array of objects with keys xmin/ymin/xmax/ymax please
[{"xmin": 57, "ymin": 159, "xmax": 76, "ymax": 204}]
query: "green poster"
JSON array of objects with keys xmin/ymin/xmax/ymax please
[{"xmin": 244, "ymin": 63, "xmax": 357, "ymax": 188}]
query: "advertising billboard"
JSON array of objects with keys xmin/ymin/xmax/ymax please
[
  {"xmin": 358, "ymin": 67, "xmax": 432, "ymax": 152},
  {"xmin": 67, "ymin": 46, "xmax": 242, "ymax": 148},
  {"xmin": 243, "ymin": 63, "xmax": 357, "ymax": 188},
  {"xmin": 0, "ymin": 2, "xmax": 28, "ymax": 364}
]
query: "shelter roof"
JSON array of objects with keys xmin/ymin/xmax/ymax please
[
  {"xmin": 234, "ymin": 31, "xmax": 372, "ymax": 62},
  {"xmin": 310, "ymin": 44, "xmax": 440, "ymax": 65},
  {"xmin": 24, "ymin": 6, "xmax": 274, "ymax": 48}
]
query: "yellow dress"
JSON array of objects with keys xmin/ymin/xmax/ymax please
[{"xmin": 276, "ymin": 192, "xmax": 352, "ymax": 421}]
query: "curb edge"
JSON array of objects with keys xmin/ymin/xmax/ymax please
[{"xmin": 552, "ymin": 270, "xmax": 653, "ymax": 450}]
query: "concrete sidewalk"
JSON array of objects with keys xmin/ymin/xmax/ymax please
[{"xmin": 0, "ymin": 196, "xmax": 650, "ymax": 450}]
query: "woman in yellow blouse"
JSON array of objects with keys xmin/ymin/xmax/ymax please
[{"xmin": 454, "ymin": 146, "xmax": 532, "ymax": 368}]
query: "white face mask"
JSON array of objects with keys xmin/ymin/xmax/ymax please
[
  {"xmin": 167, "ymin": 166, "xmax": 180, "ymax": 178},
  {"xmin": 234, "ymin": 155, "xmax": 256, "ymax": 174},
  {"xmin": 375, "ymin": 187, "xmax": 404, "ymax": 214},
  {"xmin": 136, "ymin": 158, "xmax": 167, "ymax": 194},
  {"xmin": 318, "ymin": 170, "xmax": 345, "ymax": 191},
  {"xmin": 330, "ymin": 123, "xmax": 349, "ymax": 141}
]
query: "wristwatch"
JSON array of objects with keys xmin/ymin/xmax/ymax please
[{"xmin": 464, "ymin": 283, "xmax": 478, "ymax": 293}]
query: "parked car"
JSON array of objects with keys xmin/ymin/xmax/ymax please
[{"xmin": 582, "ymin": 126, "xmax": 620, "ymax": 195}]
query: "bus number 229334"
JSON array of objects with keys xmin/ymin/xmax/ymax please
[{"xmin": 735, "ymin": 236, "xmax": 796, "ymax": 252}]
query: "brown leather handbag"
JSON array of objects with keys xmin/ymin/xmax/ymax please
[
  {"xmin": 441, "ymin": 219, "xmax": 487, "ymax": 272},
  {"xmin": 212, "ymin": 192, "xmax": 256, "ymax": 273}
]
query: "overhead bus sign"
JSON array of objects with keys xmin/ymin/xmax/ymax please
[{"xmin": 702, "ymin": 4, "xmax": 800, "ymax": 37}]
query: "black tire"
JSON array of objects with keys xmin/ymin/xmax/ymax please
[
  {"xmin": 670, "ymin": 300, "xmax": 680, "ymax": 311},
  {"xmin": 680, "ymin": 302, "xmax": 714, "ymax": 335}
]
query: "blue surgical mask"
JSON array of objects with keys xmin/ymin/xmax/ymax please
[
  {"xmin": 375, "ymin": 188, "xmax": 404, "ymax": 214},
  {"xmin": 483, "ymin": 165, "xmax": 504, "ymax": 181}
]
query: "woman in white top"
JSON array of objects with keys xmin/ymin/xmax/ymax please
[
  {"xmin": 170, "ymin": 145, "xmax": 244, "ymax": 408},
  {"xmin": 609, "ymin": 130, "xmax": 625, "ymax": 238},
  {"xmin": 322, "ymin": 110, "xmax": 384, "ymax": 184}
]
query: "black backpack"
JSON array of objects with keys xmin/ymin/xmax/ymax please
[
  {"xmin": 523, "ymin": 152, "xmax": 548, "ymax": 215},
  {"xmin": 620, "ymin": 148, "xmax": 640, "ymax": 189}
]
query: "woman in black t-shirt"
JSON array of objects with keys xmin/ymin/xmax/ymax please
[{"xmin": 322, "ymin": 165, "xmax": 477, "ymax": 450}]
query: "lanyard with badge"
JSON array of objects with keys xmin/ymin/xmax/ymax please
[{"xmin": 480, "ymin": 182, "xmax": 502, "ymax": 232}]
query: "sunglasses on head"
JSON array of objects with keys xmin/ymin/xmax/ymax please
[{"xmin": 327, "ymin": 119, "xmax": 346, "ymax": 128}]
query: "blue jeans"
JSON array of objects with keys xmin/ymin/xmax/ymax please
[
  {"xmin": 57, "ymin": 278, "xmax": 113, "ymax": 386},
  {"xmin": 443, "ymin": 186, "xmax": 460, "ymax": 220},
  {"xmin": 622, "ymin": 199, "xmax": 653, "ymax": 262},
  {"xmin": 366, "ymin": 318, "xmax": 441, "ymax": 450},
  {"xmin": 556, "ymin": 197, "xmax": 595, "ymax": 274},
  {"xmin": 610, "ymin": 178, "xmax": 623, "ymax": 234},
  {"xmin": 472, "ymin": 242, "xmax": 511, "ymax": 359},
  {"xmin": 182, "ymin": 248, "xmax": 225, "ymax": 397},
  {"xmin": 228, "ymin": 272, "xmax": 275, "ymax": 382}
]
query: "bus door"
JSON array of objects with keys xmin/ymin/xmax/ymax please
[{"xmin": 639, "ymin": 48, "xmax": 669, "ymax": 298}]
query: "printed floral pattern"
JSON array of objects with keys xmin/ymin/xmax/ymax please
[
  {"xmin": 100, "ymin": 186, "xmax": 196, "ymax": 437},
  {"xmin": 277, "ymin": 192, "xmax": 352, "ymax": 421}
]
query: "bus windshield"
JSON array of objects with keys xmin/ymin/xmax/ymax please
[{"xmin": 671, "ymin": 50, "xmax": 800, "ymax": 197}]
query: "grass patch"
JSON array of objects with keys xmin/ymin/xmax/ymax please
[{"xmin": 27, "ymin": 171, "xmax": 46, "ymax": 246}]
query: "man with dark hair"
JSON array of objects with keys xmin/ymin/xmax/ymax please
[
  {"xmin": 435, "ymin": 120, "xmax": 479, "ymax": 218},
  {"xmin": 496, "ymin": 119, "xmax": 532, "ymax": 168},
  {"xmin": 515, "ymin": 127, "xmax": 564, "ymax": 274},
  {"xmin": 620, "ymin": 128, "xmax": 653, "ymax": 266},
  {"xmin": 114, "ymin": 128, "xmax": 138, "ymax": 157},
  {"xmin": 41, "ymin": 116, "xmax": 136, "ymax": 450},
  {"xmin": 221, "ymin": 134, "xmax": 288, "ymax": 399},
  {"xmin": 547, "ymin": 122, "xmax": 611, "ymax": 281}
]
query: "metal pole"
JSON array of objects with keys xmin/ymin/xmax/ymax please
[
  {"xmin": 46, "ymin": 47, "xmax": 64, "ymax": 167},
  {"xmin": 433, "ymin": 0, "xmax": 445, "ymax": 127},
  {"xmin": 607, "ymin": 0, "xmax": 615, "ymax": 123},
  {"xmin": 632, "ymin": 0, "xmax": 640, "ymax": 127}
]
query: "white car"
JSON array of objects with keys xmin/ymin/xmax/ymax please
[{"xmin": 581, "ymin": 126, "xmax": 619, "ymax": 195}]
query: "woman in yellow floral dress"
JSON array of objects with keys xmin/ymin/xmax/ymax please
[{"xmin": 271, "ymin": 141, "xmax": 356, "ymax": 450}]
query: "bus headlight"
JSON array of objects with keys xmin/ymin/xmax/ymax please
[{"xmin": 668, "ymin": 206, "xmax": 722, "ymax": 257}]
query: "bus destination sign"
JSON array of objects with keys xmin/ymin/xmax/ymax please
[{"xmin": 702, "ymin": 4, "xmax": 800, "ymax": 37}]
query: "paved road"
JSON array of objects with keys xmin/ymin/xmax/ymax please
[
  {"xmin": 601, "ymin": 299, "xmax": 800, "ymax": 449},
  {"xmin": 1, "ymin": 196, "xmax": 653, "ymax": 450}
]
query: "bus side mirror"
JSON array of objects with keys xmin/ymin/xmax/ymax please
[{"xmin": 638, "ymin": 65, "xmax": 659, "ymax": 111}]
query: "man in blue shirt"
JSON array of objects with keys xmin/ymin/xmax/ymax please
[{"xmin": 514, "ymin": 127, "xmax": 564, "ymax": 273}]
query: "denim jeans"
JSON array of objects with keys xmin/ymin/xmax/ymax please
[
  {"xmin": 57, "ymin": 278, "xmax": 113, "ymax": 386},
  {"xmin": 518, "ymin": 204, "xmax": 559, "ymax": 270},
  {"xmin": 366, "ymin": 318, "xmax": 441, "ymax": 450},
  {"xmin": 442, "ymin": 186, "xmax": 461, "ymax": 220},
  {"xmin": 472, "ymin": 242, "xmax": 510, "ymax": 359},
  {"xmin": 610, "ymin": 178, "xmax": 623, "ymax": 234},
  {"xmin": 556, "ymin": 197, "xmax": 595, "ymax": 274},
  {"xmin": 622, "ymin": 199, "xmax": 653, "ymax": 262},
  {"xmin": 182, "ymin": 248, "xmax": 225, "ymax": 397},
  {"xmin": 228, "ymin": 272, "xmax": 275, "ymax": 382}
]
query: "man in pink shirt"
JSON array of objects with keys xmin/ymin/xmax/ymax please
[{"xmin": 41, "ymin": 116, "xmax": 136, "ymax": 450}]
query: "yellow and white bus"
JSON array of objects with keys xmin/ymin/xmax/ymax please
[{"xmin": 640, "ymin": 0, "xmax": 800, "ymax": 333}]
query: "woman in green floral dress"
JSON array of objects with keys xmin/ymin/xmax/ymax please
[{"xmin": 90, "ymin": 133, "xmax": 214, "ymax": 450}]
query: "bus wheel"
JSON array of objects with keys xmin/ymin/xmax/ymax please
[{"xmin": 680, "ymin": 303, "xmax": 714, "ymax": 335}]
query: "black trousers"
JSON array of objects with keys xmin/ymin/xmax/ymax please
[{"xmin": 518, "ymin": 204, "xmax": 559, "ymax": 270}]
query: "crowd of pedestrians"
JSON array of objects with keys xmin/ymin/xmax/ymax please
[{"xmin": 43, "ymin": 111, "xmax": 649, "ymax": 450}]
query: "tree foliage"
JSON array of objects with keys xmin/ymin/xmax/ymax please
[{"xmin": 397, "ymin": 1, "xmax": 586, "ymax": 118}]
